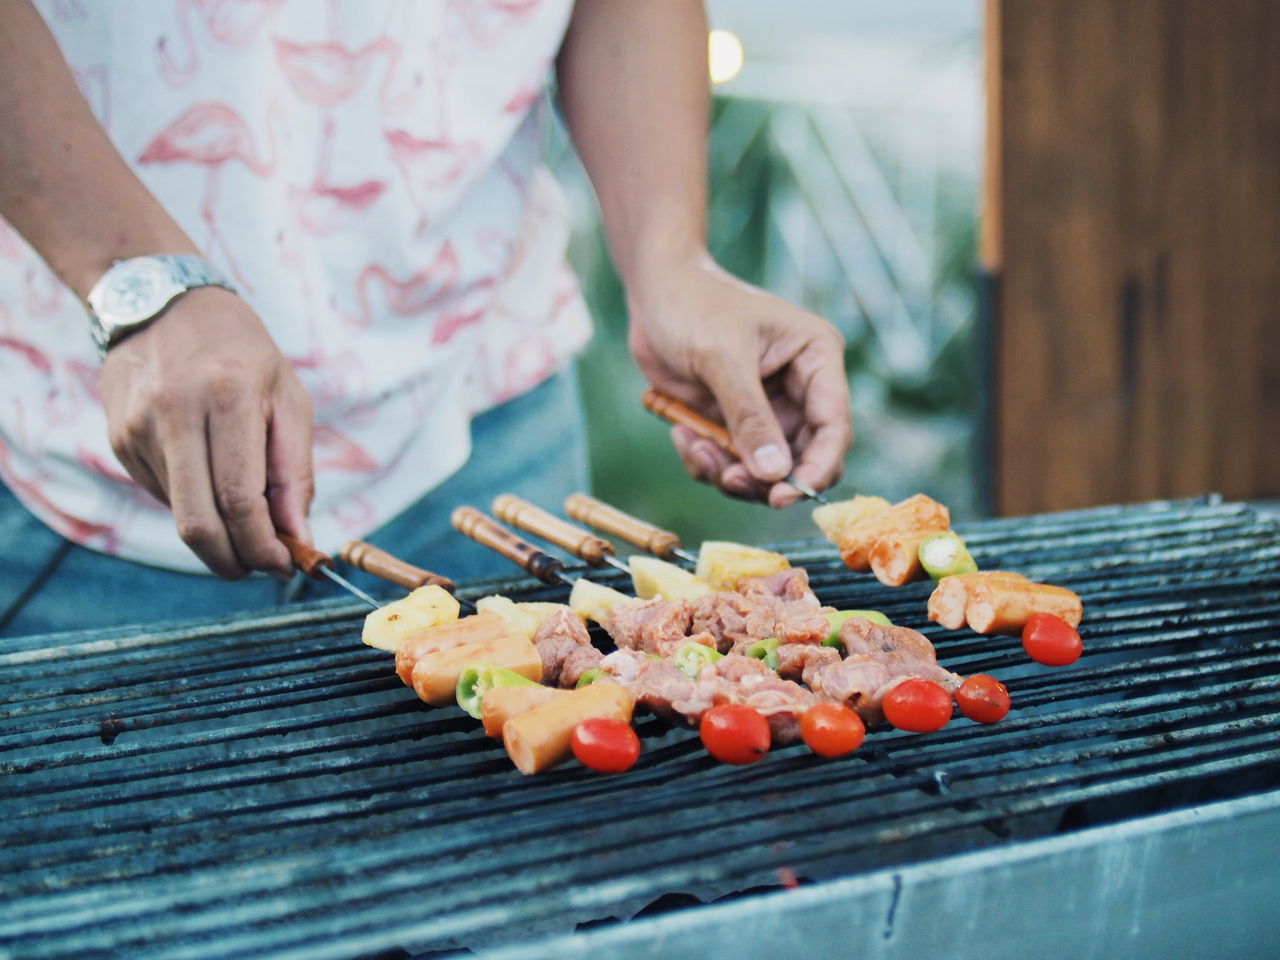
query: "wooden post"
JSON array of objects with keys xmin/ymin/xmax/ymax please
[{"xmin": 987, "ymin": 0, "xmax": 1280, "ymax": 514}]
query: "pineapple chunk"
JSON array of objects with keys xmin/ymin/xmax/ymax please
[
  {"xmin": 568, "ymin": 578, "xmax": 632, "ymax": 624},
  {"xmin": 629, "ymin": 555, "xmax": 714, "ymax": 601},
  {"xmin": 695, "ymin": 540, "xmax": 790, "ymax": 590},
  {"xmin": 361, "ymin": 584, "xmax": 460, "ymax": 652},
  {"xmin": 812, "ymin": 495, "xmax": 892, "ymax": 545},
  {"xmin": 475, "ymin": 596, "xmax": 571, "ymax": 640}
]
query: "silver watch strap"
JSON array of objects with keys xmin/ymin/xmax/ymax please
[
  {"xmin": 89, "ymin": 254, "xmax": 236, "ymax": 358},
  {"xmin": 157, "ymin": 254, "xmax": 235, "ymax": 293}
]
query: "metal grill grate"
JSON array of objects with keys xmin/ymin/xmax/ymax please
[{"xmin": 2, "ymin": 496, "xmax": 1279, "ymax": 960}]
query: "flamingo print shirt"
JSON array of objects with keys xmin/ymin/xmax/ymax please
[{"xmin": 0, "ymin": 0, "xmax": 591, "ymax": 572}]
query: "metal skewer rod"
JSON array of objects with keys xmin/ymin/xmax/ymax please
[
  {"xmin": 279, "ymin": 533, "xmax": 383, "ymax": 610},
  {"xmin": 641, "ymin": 388, "xmax": 830, "ymax": 505},
  {"xmin": 339, "ymin": 540, "xmax": 476, "ymax": 613},
  {"xmin": 492, "ymin": 494, "xmax": 631, "ymax": 575},
  {"xmin": 564, "ymin": 493, "xmax": 698, "ymax": 565},
  {"xmin": 317, "ymin": 566, "xmax": 383, "ymax": 610}
]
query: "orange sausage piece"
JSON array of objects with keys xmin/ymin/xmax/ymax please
[
  {"xmin": 410, "ymin": 635, "xmax": 542, "ymax": 705},
  {"xmin": 868, "ymin": 529, "xmax": 949, "ymax": 587},
  {"xmin": 927, "ymin": 571, "xmax": 1029, "ymax": 630},
  {"xmin": 965, "ymin": 580, "xmax": 1083, "ymax": 635},
  {"xmin": 395, "ymin": 611, "xmax": 509, "ymax": 686},
  {"xmin": 839, "ymin": 494, "xmax": 951, "ymax": 572},
  {"xmin": 503, "ymin": 681, "xmax": 635, "ymax": 775},
  {"xmin": 482, "ymin": 685, "xmax": 571, "ymax": 738}
]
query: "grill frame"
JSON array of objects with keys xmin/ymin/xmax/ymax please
[
  {"xmin": 470, "ymin": 790, "xmax": 1280, "ymax": 960},
  {"xmin": 2, "ymin": 495, "xmax": 1279, "ymax": 960}
]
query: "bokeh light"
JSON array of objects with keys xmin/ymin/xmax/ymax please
[{"xmin": 708, "ymin": 29, "xmax": 744, "ymax": 84}]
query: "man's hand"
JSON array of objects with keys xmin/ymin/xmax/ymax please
[
  {"xmin": 557, "ymin": 2, "xmax": 852, "ymax": 507},
  {"xmin": 100, "ymin": 288, "xmax": 314, "ymax": 578},
  {"xmin": 627, "ymin": 254, "xmax": 852, "ymax": 507},
  {"xmin": 0, "ymin": 2, "xmax": 315, "ymax": 575}
]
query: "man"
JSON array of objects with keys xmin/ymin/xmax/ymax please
[{"xmin": 0, "ymin": 0, "xmax": 851, "ymax": 635}]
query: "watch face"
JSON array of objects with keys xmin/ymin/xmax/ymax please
[{"xmin": 98, "ymin": 259, "xmax": 173, "ymax": 321}]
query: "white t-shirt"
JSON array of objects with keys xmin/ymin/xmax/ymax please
[{"xmin": 0, "ymin": 0, "xmax": 591, "ymax": 572}]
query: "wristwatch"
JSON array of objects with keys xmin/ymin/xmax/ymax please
[{"xmin": 86, "ymin": 254, "xmax": 236, "ymax": 356}]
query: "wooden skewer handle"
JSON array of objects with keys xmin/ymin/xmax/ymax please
[
  {"xmin": 492, "ymin": 494, "xmax": 614, "ymax": 567},
  {"xmin": 340, "ymin": 541, "xmax": 456, "ymax": 593},
  {"xmin": 564, "ymin": 493, "xmax": 684, "ymax": 560},
  {"xmin": 450, "ymin": 506, "xmax": 565, "ymax": 585},
  {"xmin": 641, "ymin": 388, "xmax": 739, "ymax": 459},
  {"xmin": 278, "ymin": 533, "xmax": 331, "ymax": 579}
]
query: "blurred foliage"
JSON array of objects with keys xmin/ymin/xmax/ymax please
[{"xmin": 550, "ymin": 92, "xmax": 979, "ymax": 548}]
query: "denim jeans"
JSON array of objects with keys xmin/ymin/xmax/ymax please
[{"xmin": 0, "ymin": 370, "xmax": 587, "ymax": 638}]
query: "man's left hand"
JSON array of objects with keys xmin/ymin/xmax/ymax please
[{"xmin": 626, "ymin": 252, "xmax": 853, "ymax": 507}]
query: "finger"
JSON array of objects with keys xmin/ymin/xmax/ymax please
[
  {"xmin": 767, "ymin": 481, "xmax": 805, "ymax": 510},
  {"xmin": 764, "ymin": 385, "xmax": 808, "ymax": 440},
  {"xmin": 671, "ymin": 426, "xmax": 739, "ymax": 485},
  {"xmin": 790, "ymin": 423, "xmax": 815, "ymax": 459},
  {"xmin": 107, "ymin": 405, "xmax": 172, "ymax": 507},
  {"xmin": 792, "ymin": 424, "xmax": 848, "ymax": 491},
  {"xmin": 699, "ymin": 357, "xmax": 793, "ymax": 485},
  {"xmin": 785, "ymin": 344, "xmax": 853, "ymax": 492},
  {"xmin": 114, "ymin": 445, "xmax": 170, "ymax": 508},
  {"xmin": 160, "ymin": 418, "xmax": 248, "ymax": 579},
  {"xmin": 207, "ymin": 384, "xmax": 293, "ymax": 577},
  {"xmin": 676, "ymin": 429, "xmax": 766, "ymax": 501},
  {"xmin": 266, "ymin": 378, "xmax": 315, "ymax": 544},
  {"xmin": 720, "ymin": 462, "xmax": 770, "ymax": 502}
]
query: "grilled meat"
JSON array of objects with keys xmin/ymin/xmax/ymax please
[{"xmin": 532, "ymin": 607, "xmax": 593, "ymax": 687}]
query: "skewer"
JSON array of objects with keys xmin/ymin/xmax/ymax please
[
  {"xmin": 450, "ymin": 506, "xmax": 579, "ymax": 586},
  {"xmin": 564, "ymin": 493, "xmax": 697, "ymax": 564},
  {"xmin": 279, "ymin": 534, "xmax": 383, "ymax": 610},
  {"xmin": 339, "ymin": 540, "xmax": 476, "ymax": 613},
  {"xmin": 339, "ymin": 541, "xmax": 457, "ymax": 593},
  {"xmin": 492, "ymin": 494, "xmax": 632, "ymax": 575},
  {"xmin": 641, "ymin": 388, "xmax": 830, "ymax": 504}
]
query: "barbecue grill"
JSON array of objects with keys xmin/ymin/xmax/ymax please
[{"xmin": 2, "ymin": 495, "xmax": 1278, "ymax": 960}]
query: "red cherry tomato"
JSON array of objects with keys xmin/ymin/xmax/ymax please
[
  {"xmin": 954, "ymin": 674, "xmax": 1011, "ymax": 724},
  {"xmin": 571, "ymin": 718, "xmax": 641, "ymax": 774},
  {"xmin": 800, "ymin": 702, "xmax": 866, "ymax": 758},
  {"xmin": 1022, "ymin": 613, "xmax": 1084, "ymax": 666},
  {"xmin": 882, "ymin": 678, "xmax": 953, "ymax": 732},
  {"xmin": 699, "ymin": 704, "xmax": 771, "ymax": 765}
]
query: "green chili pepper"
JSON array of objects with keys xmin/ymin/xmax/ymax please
[
  {"xmin": 455, "ymin": 663, "xmax": 539, "ymax": 719},
  {"xmin": 822, "ymin": 609, "xmax": 893, "ymax": 646},
  {"xmin": 744, "ymin": 637, "xmax": 780, "ymax": 670},
  {"xmin": 674, "ymin": 642, "xmax": 724, "ymax": 677},
  {"xmin": 918, "ymin": 531, "xmax": 978, "ymax": 580},
  {"xmin": 576, "ymin": 667, "xmax": 607, "ymax": 687}
]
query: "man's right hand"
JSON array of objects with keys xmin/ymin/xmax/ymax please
[{"xmin": 100, "ymin": 288, "xmax": 314, "ymax": 579}]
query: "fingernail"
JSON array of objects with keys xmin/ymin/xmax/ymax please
[{"xmin": 752, "ymin": 444, "xmax": 788, "ymax": 479}]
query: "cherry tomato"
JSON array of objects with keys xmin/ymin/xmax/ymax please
[
  {"xmin": 1022, "ymin": 613, "xmax": 1084, "ymax": 666},
  {"xmin": 571, "ymin": 718, "xmax": 641, "ymax": 774},
  {"xmin": 699, "ymin": 704, "xmax": 771, "ymax": 765},
  {"xmin": 800, "ymin": 702, "xmax": 866, "ymax": 758},
  {"xmin": 954, "ymin": 674, "xmax": 1011, "ymax": 724},
  {"xmin": 882, "ymin": 678, "xmax": 953, "ymax": 732}
]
